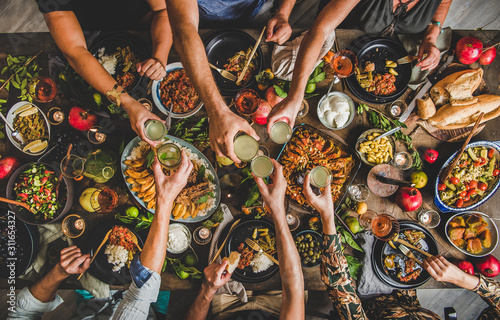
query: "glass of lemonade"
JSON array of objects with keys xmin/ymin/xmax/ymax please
[
  {"xmin": 310, "ymin": 166, "xmax": 332, "ymax": 188},
  {"xmin": 270, "ymin": 121, "xmax": 292, "ymax": 144},
  {"xmin": 234, "ymin": 133, "xmax": 259, "ymax": 162},
  {"xmin": 157, "ymin": 143, "xmax": 181, "ymax": 169},
  {"xmin": 144, "ymin": 119, "xmax": 167, "ymax": 141},
  {"xmin": 250, "ymin": 155, "xmax": 274, "ymax": 178}
]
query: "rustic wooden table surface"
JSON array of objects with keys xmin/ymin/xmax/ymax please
[{"xmin": 0, "ymin": 28, "xmax": 499, "ymax": 292}]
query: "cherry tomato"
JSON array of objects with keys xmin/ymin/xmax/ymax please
[
  {"xmin": 467, "ymin": 189, "xmax": 477, "ymax": 196},
  {"xmin": 456, "ymin": 199, "xmax": 464, "ymax": 208},
  {"xmin": 459, "ymin": 161, "xmax": 469, "ymax": 167},
  {"xmin": 449, "ymin": 177, "xmax": 460, "ymax": 185},
  {"xmin": 488, "ymin": 149, "xmax": 495, "ymax": 158},
  {"xmin": 459, "ymin": 191, "xmax": 468, "ymax": 198},
  {"xmin": 494, "ymin": 169, "xmax": 500, "ymax": 177},
  {"xmin": 469, "ymin": 180, "xmax": 478, "ymax": 189},
  {"xmin": 465, "ymin": 183, "xmax": 470, "ymax": 191},
  {"xmin": 480, "ymin": 157, "xmax": 487, "ymax": 165},
  {"xmin": 478, "ymin": 182, "xmax": 488, "ymax": 191},
  {"xmin": 464, "ymin": 195, "xmax": 471, "ymax": 202},
  {"xmin": 473, "ymin": 161, "xmax": 481, "ymax": 167},
  {"xmin": 438, "ymin": 183, "xmax": 447, "ymax": 191}
]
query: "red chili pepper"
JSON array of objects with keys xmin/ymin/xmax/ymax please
[{"xmin": 488, "ymin": 149, "xmax": 495, "ymax": 158}]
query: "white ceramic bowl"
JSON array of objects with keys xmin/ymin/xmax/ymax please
[
  {"xmin": 6, "ymin": 101, "xmax": 51, "ymax": 156},
  {"xmin": 167, "ymin": 223, "xmax": 192, "ymax": 254},
  {"xmin": 317, "ymin": 91, "xmax": 355, "ymax": 130}
]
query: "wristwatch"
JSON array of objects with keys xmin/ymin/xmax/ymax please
[{"xmin": 429, "ymin": 20, "xmax": 443, "ymax": 34}]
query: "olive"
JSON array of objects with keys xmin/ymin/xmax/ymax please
[
  {"xmin": 306, "ymin": 234, "xmax": 312, "ymax": 239},
  {"xmin": 311, "ymin": 259, "xmax": 316, "ymax": 264},
  {"xmin": 305, "ymin": 256, "xmax": 310, "ymax": 262},
  {"xmin": 308, "ymin": 250, "xmax": 314, "ymax": 256},
  {"xmin": 301, "ymin": 252, "xmax": 307, "ymax": 258}
]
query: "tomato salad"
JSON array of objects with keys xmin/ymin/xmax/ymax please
[
  {"xmin": 159, "ymin": 69, "xmax": 200, "ymax": 114},
  {"xmin": 14, "ymin": 163, "xmax": 62, "ymax": 220},
  {"xmin": 438, "ymin": 147, "xmax": 500, "ymax": 208}
]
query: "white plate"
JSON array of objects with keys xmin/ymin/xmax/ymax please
[
  {"xmin": 6, "ymin": 101, "xmax": 51, "ymax": 156},
  {"xmin": 152, "ymin": 62, "xmax": 204, "ymax": 118}
]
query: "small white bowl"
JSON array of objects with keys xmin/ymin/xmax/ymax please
[
  {"xmin": 167, "ymin": 223, "xmax": 192, "ymax": 254},
  {"xmin": 317, "ymin": 91, "xmax": 355, "ymax": 130},
  {"xmin": 6, "ymin": 101, "xmax": 51, "ymax": 156}
]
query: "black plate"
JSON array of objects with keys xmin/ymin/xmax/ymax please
[
  {"xmin": 0, "ymin": 208, "xmax": 38, "ymax": 278},
  {"xmin": 87, "ymin": 223, "xmax": 144, "ymax": 286},
  {"xmin": 89, "ymin": 33, "xmax": 149, "ymax": 97},
  {"xmin": 346, "ymin": 37, "xmax": 411, "ymax": 104},
  {"xmin": 218, "ymin": 218, "xmax": 279, "ymax": 284},
  {"xmin": 204, "ymin": 30, "xmax": 263, "ymax": 94},
  {"xmin": 372, "ymin": 221, "xmax": 439, "ymax": 289}
]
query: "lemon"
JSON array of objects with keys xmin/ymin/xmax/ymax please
[
  {"xmin": 19, "ymin": 107, "xmax": 39, "ymax": 117},
  {"xmin": 14, "ymin": 104, "xmax": 34, "ymax": 115},
  {"xmin": 356, "ymin": 202, "xmax": 368, "ymax": 215},
  {"xmin": 79, "ymin": 188, "xmax": 99, "ymax": 212},
  {"xmin": 28, "ymin": 140, "xmax": 48, "ymax": 153},
  {"xmin": 216, "ymin": 156, "xmax": 234, "ymax": 166},
  {"xmin": 23, "ymin": 140, "xmax": 41, "ymax": 152}
]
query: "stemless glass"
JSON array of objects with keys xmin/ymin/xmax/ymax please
[
  {"xmin": 250, "ymin": 155, "xmax": 274, "ymax": 178},
  {"xmin": 359, "ymin": 211, "xmax": 399, "ymax": 241},
  {"xmin": 330, "ymin": 50, "xmax": 358, "ymax": 84},
  {"xmin": 270, "ymin": 120, "xmax": 292, "ymax": 144},
  {"xmin": 348, "ymin": 184, "xmax": 370, "ymax": 202},
  {"xmin": 233, "ymin": 132, "xmax": 259, "ymax": 162},
  {"xmin": 28, "ymin": 76, "xmax": 57, "ymax": 103},
  {"xmin": 62, "ymin": 214, "xmax": 86, "ymax": 238},
  {"xmin": 90, "ymin": 188, "xmax": 118, "ymax": 213},
  {"xmin": 310, "ymin": 166, "xmax": 332, "ymax": 188}
]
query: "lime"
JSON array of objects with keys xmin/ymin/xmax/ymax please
[
  {"xmin": 410, "ymin": 171, "xmax": 428, "ymax": 189},
  {"xmin": 216, "ymin": 156, "xmax": 234, "ymax": 166},
  {"xmin": 177, "ymin": 270, "xmax": 190, "ymax": 279},
  {"xmin": 183, "ymin": 252, "xmax": 198, "ymax": 267},
  {"xmin": 102, "ymin": 166, "xmax": 115, "ymax": 180},
  {"xmin": 305, "ymin": 82, "xmax": 316, "ymax": 93},
  {"xmin": 125, "ymin": 206, "xmax": 139, "ymax": 218},
  {"xmin": 93, "ymin": 93, "xmax": 102, "ymax": 106},
  {"xmin": 345, "ymin": 216, "xmax": 361, "ymax": 234}
]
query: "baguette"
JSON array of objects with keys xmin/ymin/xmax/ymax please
[
  {"xmin": 430, "ymin": 69, "xmax": 483, "ymax": 106},
  {"xmin": 416, "ymin": 95, "xmax": 436, "ymax": 120},
  {"xmin": 428, "ymin": 94, "xmax": 500, "ymax": 129},
  {"xmin": 222, "ymin": 251, "xmax": 241, "ymax": 274}
]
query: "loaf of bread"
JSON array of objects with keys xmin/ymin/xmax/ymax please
[
  {"xmin": 417, "ymin": 95, "xmax": 436, "ymax": 120},
  {"xmin": 430, "ymin": 69, "xmax": 483, "ymax": 106},
  {"xmin": 427, "ymin": 94, "xmax": 500, "ymax": 129},
  {"xmin": 222, "ymin": 251, "xmax": 241, "ymax": 274}
]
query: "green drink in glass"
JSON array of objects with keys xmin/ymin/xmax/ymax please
[
  {"xmin": 234, "ymin": 133, "xmax": 259, "ymax": 162},
  {"xmin": 144, "ymin": 119, "xmax": 167, "ymax": 141},
  {"xmin": 157, "ymin": 143, "xmax": 181, "ymax": 169},
  {"xmin": 310, "ymin": 166, "xmax": 331, "ymax": 188},
  {"xmin": 251, "ymin": 155, "xmax": 274, "ymax": 178},
  {"xmin": 270, "ymin": 121, "xmax": 292, "ymax": 144}
]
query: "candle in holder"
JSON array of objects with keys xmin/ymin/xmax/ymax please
[
  {"xmin": 87, "ymin": 126, "xmax": 107, "ymax": 144},
  {"xmin": 47, "ymin": 107, "xmax": 65, "ymax": 125},
  {"xmin": 62, "ymin": 214, "xmax": 86, "ymax": 238},
  {"xmin": 138, "ymin": 98, "xmax": 153, "ymax": 112},
  {"xmin": 387, "ymin": 100, "xmax": 407, "ymax": 119},
  {"xmin": 393, "ymin": 151, "xmax": 412, "ymax": 170},
  {"xmin": 194, "ymin": 226, "xmax": 212, "ymax": 245},
  {"xmin": 286, "ymin": 213, "xmax": 300, "ymax": 231}
]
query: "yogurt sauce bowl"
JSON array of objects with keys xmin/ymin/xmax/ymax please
[
  {"xmin": 167, "ymin": 223, "xmax": 192, "ymax": 254},
  {"xmin": 317, "ymin": 91, "xmax": 355, "ymax": 130}
]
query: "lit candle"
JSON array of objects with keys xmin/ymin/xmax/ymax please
[
  {"xmin": 53, "ymin": 111, "xmax": 64, "ymax": 122},
  {"xmin": 286, "ymin": 214, "xmax": 297, "ymax": 226},
  {"xmin": 395, "ymin": 153, "xmax": 407, "ymax": 166},
  {"xmin": 390, "ymin": 105, "xmax": 402, "ymax": 117},
  {"xmin": 74, "ymin": 218, "xmax": 84, "ymax": 230},
  {"xmin": 198, "ymin": 227, "xmax": 210, "ymax": 240}
]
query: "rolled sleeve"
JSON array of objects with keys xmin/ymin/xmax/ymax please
[{"xmin": 8, "ymin": 287, "xmax": 63, "ymax": 320}]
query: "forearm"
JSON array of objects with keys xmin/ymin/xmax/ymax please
[
  {"xmin": 150, "ymin": 9, "xmax": 172, "ymax": 66},
  {"xmin": 471, "ymin": 275, "xmax": 500, "ymax": 310},
  {"xmin": 140, "ymin": 201, "xmax": 172, "ymax": 273},
  {"xmin": 184, "ymin": 286, "xmax": 215, "ymax": 320},
  {"xmin": 319, "ymin": 209, "xmax": 336, "ymax": 235},
  {"xmin": 424, "ymin": 0, "xmax": 452, "ymax": 43},
  {"xmin": 28, "ymin": 267, "xmax": 66, "ymax": 302}
]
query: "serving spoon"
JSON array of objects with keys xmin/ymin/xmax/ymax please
[
  {"xmin": 0, "ymin": 112, "xmax": 24, "ymax": 145},
  {"xmin": 0, "ymin": 196, "xmax": 34, "ymax": 213}
]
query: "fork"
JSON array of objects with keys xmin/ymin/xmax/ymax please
[
  {"xmin": 209, "ymin": 63, "xmax": 237, "ymax": 81},
  {"xmin": 398, "ymin": 244, "xmax": 421, "ymax": 263},
  {"xmin": 397, "ymin": 53, "xmax": 428, "ymax": 64},
  {"xmin": 245, "ymin": 238, "xmax": 279, "ymax": 265}
]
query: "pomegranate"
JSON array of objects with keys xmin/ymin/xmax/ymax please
[
  {"xmin": 251, "ymin": 100, "xmax": 272, "ymax": 125},
  {"xmin": 453, "ymin": 260, "xmax": 474, "ymax": 275},
  {"xmin": 265, "ymin": 86, "xmax": 284, "ymax": 107},
  {"xmin": 456, "ymin": 36, "xmax": 483, "ymax": 64},
  {"xmin": 68, "ymin": 106, "xmax": 97, "ymax": 131},
  {"xmin": 0, "ymin": 156, "xmax": 21, "ymax": 179},
  {"xmin": 478, "ymin": 46, "xmax": 497, "ymax": 65},
  {"xmin": 423, "ymin": 148, "xmax": 439, "ymax": 164},
  {"xmin": 475, "ymin": 255, "xmax": 500, "ymax": 278},
  {"xmin": 395, "ymin": 187, "xmax": 422, "ymax": 212}
]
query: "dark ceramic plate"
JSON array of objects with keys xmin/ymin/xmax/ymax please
[
  {"xmin": 0, "ymin": 208, "xmax": 38, "ymax": 278},
  {"xmin": 219, "ymin": 218, "xmax": 278, "ymax": 284},
  {"xmin": 372, "ymin": 221, "xmax": 439, "ymax": 289},
  {"xmin": 87, "ymin": 223, "xmax": 144, "ymax": 286},
  {"xmin": 346, "ymin": 37, "xmax": 411, "ymax": 104},
  {"xmin": 205, "ymin": 30, "xmax": 263, "ymax": 94}
]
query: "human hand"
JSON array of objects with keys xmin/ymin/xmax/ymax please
[
  {"xmin": 423, "ymin": 255, "xmax": 479, "ymax": 290},
  {"xmin": 137, "ymin": 58, "xmax": 166, "ymax": 81},
  {"xmin": 209, "ymin": 109, "xmax": 259, "ymax": 163},
  {"xmin": 152, "ymin": 150, "xmax": 193, "ymax": 204},
  {"xmin": 55, "ymin": 246, "xmax": 90, "ymax": 277},
  {"xmin": 266, "ymin": 97, "xmax": 301, "ymax": 134},
  {"xmin": 266, "ymin": 13, "xmax": 292, "ymax": 45},
  {"xmin": 416, "ymin": 39, "xmax": 441, "ymax": 70},
  {"xmin": 202, "ymin": 260, "xmax": 232, "ymax": 295},
  {"xmin": 126, "ymin": 100, "xmax": 165, "ymax": 146},
  {"xmin": 253, "ymin": 159, "xmax": 287, "ymax": 219},
  {"xmin": 303, "ymin": 172, "xmax": 334, "ymax": 220}
]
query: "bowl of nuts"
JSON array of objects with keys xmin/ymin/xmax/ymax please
[{"xmin": 356, "ymin": 129, "xmax": 395, "ymax": 166}]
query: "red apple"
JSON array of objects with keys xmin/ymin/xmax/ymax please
[
  {"xmin": 251, "ymin": 100, "xmax": 272, "ymax": 125},
  {"xmin": 395, "ymin": 187, "xmax": 422, "ymax": 212},
  {"xmin": 0, "ymin": 156, "xmax": 21, "ymax": 179},
  {"xmin": 456, "ymin": 36, "xmax": 483, "ymax": 64},
  {"xmin": 478, "ymin": 46, "xmax": 497, "ymax": 65},
  {"xmin": 265, "ymin": 86, "xmax": 284, "ymax": 107},
  {"xmin": 68, "ymin": 106, "xmax": 97, "ymax": 131}
]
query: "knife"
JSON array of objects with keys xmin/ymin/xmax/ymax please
[
  {"xmin": 375, "ymin": 174, "xmax": 415, "ymax": 187},
  {"xmin": 399, "ymin": 54, "xmax": 455, "ymax": 122}
]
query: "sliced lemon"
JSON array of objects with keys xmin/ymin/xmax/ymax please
[
  {"xmin": 14, "ymin": 104, "xmax": 34, "ymax": 115},
  {"xmin": 19, "ymin": 107, "xmax": 39, "ymax": 117},
  {"xmin": 28, "ymin": 140, "xmax": 48, "ymax": 153},
  {"xmin": 23, "ymin": 139, "xmax": 42, "ymax": 152},
  {"xmin": 101, "ymin": 166, "xmax": 115, "ymax": 180}
]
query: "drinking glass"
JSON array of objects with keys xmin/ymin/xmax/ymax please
[
  {"xmin": 330, "ymin": 50, "xmax": 358, "ymax": 84},
  {"xmin": 250, "ymin": 155, "xmax": 274, "ymax": 178},
  {"xmin": 348, "ymin": 184, "xmax": 370, "ymax": 202},
  {"xmin": 90, "ymin": 188, "xmax": 118, "ymax": 213},
  {"xmin": 233, "ymin": 132, "xmax": 259, "ymax": 162},
  {"xmin": 83, "ymin": 149, "xmax": 117, "ymax": 183},
  {"xmin": 270, "ymin": 120, "xmax": 292, "ymax": 144},
  {"xmin": 62, "ymin": 214, "xmax": 86, "ymax": 238},
  {"xmin": 60, "ymin": 154, "xmax": 86, "ymax": 180},
  {"xmin": 28, "ymin": 76, "xmax": 57, "ymax": 103},
  {"xmin": 144, "ymin": 119, "xmax": 167, "ymax": 141},
  {"xmin": 310, "ymin": 166, "xmax": 332, "ymax": 188},
  {"xmin": 359, "ymin": 211, "xmax": 399, "ymax": 241},
  {"xmin": 157, "ymin": 142, "xmax": 181, "ymax": 169}
]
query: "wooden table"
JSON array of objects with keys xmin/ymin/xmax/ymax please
[{"xmin": 0, "ymin": 29, "xmax": 499, "ymax": 292}]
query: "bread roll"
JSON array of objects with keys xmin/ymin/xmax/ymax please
[
  {"xmin": 430, "ymin": 69, "xmax": 483, "ymax": 106},
  {"xmin": 222, "ymin": 251, "xmax": 241, "ymax": 274},
  {"xmin": 417, "ymin": 96, "xmax": 436, "ymax": 120},
  {"xmin": 428, "ymin": 94, "xmax": 500, "ymax": 129}
]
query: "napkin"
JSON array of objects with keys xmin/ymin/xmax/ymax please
[
  {"xmin": 271, "ymin": 30, "xmax": 336, "ymax": 81},
  {"xmin": 356, "ymin": 232, "xmax": 393, "ymax": 298},
  {"xmin": 397, "ymin": 27, "xmax": 452, "ymax": 90},
  {"xmin": 208, "ymin": 204, "xmax": 248, "ymax": 303}
]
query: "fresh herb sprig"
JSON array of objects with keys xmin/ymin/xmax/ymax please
[
  {"xmin": 357, "ymin": 103, "xmax": 423, "ymax": 170},
  {"xmin": 0, "ymin": 52, "xmax": 42, "ymax": 102},
  {"xmin": 171, "ymin": 117, "xmax": 210, "ymax": 150},
  {"xmin": 162, "ymin": 256, "xmax": 203, "ymax": 280}
]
